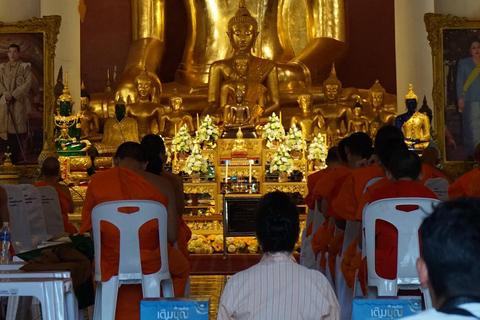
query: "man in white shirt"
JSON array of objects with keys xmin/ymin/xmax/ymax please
[
  {"xmin": 217, "ymin": 191, "xmax": 340, "ymax": 320},
  {"xmin": 404, "ymin": 197, "xmax": 480, "ymax": 319}
]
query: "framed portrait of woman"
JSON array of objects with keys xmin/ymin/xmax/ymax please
[
  {"xmin": 0, "ymin": 16, "xmax": 60, "ymax": 168},
  {"xmin": 425, "ymin": 13, "xmax": 480, "ymax": 175}
]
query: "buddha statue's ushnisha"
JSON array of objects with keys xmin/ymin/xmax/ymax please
[{"xmin": 290, "ymin": 89, "xmax": 325, "ymax": 142}]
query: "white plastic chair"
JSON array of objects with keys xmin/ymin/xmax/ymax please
[
  {"xmin": 37, "ymin": 186, "xmax": 66, "ymax": 238},
  {"xmin": 18, "ymin": 184, "xmax": 49, "ymax": 243},
  {"xmin": 91, "ymin": 200, "xmax": 174, "ymax": 320},
  {"xmin": 423, "ymin": 177, "xmax": 450, "ymax": 202},
  {"xmin": 0, "ymin": 183, "xmax": 34, "ymax": 252},
  {"xmin": 362, "ymin": 197, "xmax": 440, "ymax": 308}
]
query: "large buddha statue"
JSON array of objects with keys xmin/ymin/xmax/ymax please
[
  {"xmin": 159, "ymin": 89, "xmax": 194, "ymax": 138},
  {"xmin": 80, "ymin": 82, "xmax": 102, "ymax": 141},
  {"xmin": 94, "ymin": 97, "xmax": 139, "ymax": 155},
  {"xmin": 290, "ymin": 90, "xmax": 325, "ymax": 142},
  {"xmin": 395, "ymin": 84, "xmax": 431, "ymax": 150},
  {"xmin": 126, "ymin": 69, "xmax": 165, "ymax": 140},
  {"xmin": 313, "ymin": 64, "xmax": 352, "ymax": 143}
]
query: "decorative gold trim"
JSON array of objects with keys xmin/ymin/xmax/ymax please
[
  {"xmin": 184, "ymin": 183, "xmax": 216, "ymax": 195},
  {"xmin": 264, "ymin": 182, "xmax": 307, "ymax": 197}
]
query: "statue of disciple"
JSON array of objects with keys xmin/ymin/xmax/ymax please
[
  {"xmin": 126, "ymin": 69, "xmax": 165, "ymax": 140},
  {"xmin": 395, "ymin": 84, "xmax": 431, "ymax": 150},
  {"xmin": 290, "ymin": 90, "xmax": 326, "ymax": 142},
  {"xmin": 94, "ymin": 96, "xmax": 139, "ymax": 155},
  {"xmin": 368, "ymin": 79, "xmax": 396, "ymax": 126},
  {"xmin": 159, "ymin": 89, "xmax": 194, "ymax": 138},
  {"xmin": 204, "ymin": 1, "xmax": 279, "ymax": 118},
  {"xmin": 80, "ymin": 82, "xmax": 101, "ymax": 141},
  {"xmin": 348, "ymin": 102, "xmax": 369, "ymax": 134},
  {"xmin": 313, "ymin": 64, "xmax": 352, "ymax": 144}
]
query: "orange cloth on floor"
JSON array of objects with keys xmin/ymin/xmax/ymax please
[
  {"xmin": 79, "ymin": 167, "xmax": 190, "ymax": 320},
  {"xmin": 469, "ymin": 171, "xmax": 480, "ymax": 197},
  {"xmin": 449, "ymin": 168, "xmax": 479, "ymax": 199},
  {"xmin": 305, "ymin": 167, "xmax": 334, "ymax": 209},
  {"xmin": 327, "ymin": 231, "xmax": 344, "ymax": 280},
  {"xmin": 34, "ymin": 181, "xmax": 78, "ymax": 234},
  {"xmin": 332, "ymin": 164, "xmax": 384, "ymax": 221},
  {"xmin": 368, "ymin": 180, "xmax": 438, "ymax": 280},
  {"xmin": 341, "ymin": 238, "xmax": 358, "ymax": 288}
]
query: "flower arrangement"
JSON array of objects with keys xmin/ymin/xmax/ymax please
[
  {"xmin": 171, "ymin": 124, "xmax": 193, "ymax": 154},
  {"xmin": 187, "ymin": 235, "xmax": 259, "ymax": 254},
  {"xmin": 308, "ymin": 133, "xmax": 327, "ymax": 162},
  {"xmin": 269, "ymin": 144, "xmax": 294, "ymax": 174},
  {"xmin": 262, "ymin": 112, "xmax": 285, "ymax": 146},
  {"xmin": 187, "ymin": 235, "xmax": 214, "ymax": 254},
  {"xmin": 196, "ymin": 115, "xmax": 219, "ymax": 148},
  {"xmin": 285, "ymin": 126, "xmax": 304, "ymax": 152},
  {"xmin": 184, "ymin": 144, "xmax": 209, "ymax": 174}
]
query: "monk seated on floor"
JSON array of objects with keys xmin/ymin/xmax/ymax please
[{"xmin": 79, "ymin": 142, "xmax": 190, "ymax": 320}]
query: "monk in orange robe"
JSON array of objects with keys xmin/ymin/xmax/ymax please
[
  {"xmin": 470, "ymin": 171, "xmax": 480, "ymax": 197},
  {"xmin": 34, "ymin": 157, "xmax": 78, "ymax": 234},
  {"xmin": 448, "ymin": 143, "xmax": 480, "ymax": 199},
  {"xmin": 79, "ymin": 142, "xmax": 190, "ymax": 320}
]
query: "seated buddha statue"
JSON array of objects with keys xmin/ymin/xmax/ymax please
[
  {"xmin": 348, "ymin": 102, "xmax": 369, "ymax": 134},
  {"xmin": 290, "ymin": 89, "xmax": 326, "ymax": 142},
  {"xmin": 231, "ymin": 127, "xmax": 248, "ymax": 157},
  {"xmin": 222, "ymin": 88, "xmax": 257, "ymax": 138},
  {"xmin": 80, "ymin": 82, "xmax": 102, "ymax": 141},
  {"xmin": 203, "ymin": 1, "xmax": 279, "ymax": 119},
  {"xmin": 395, "ymin": 84, "xmax": 431, "ymax": 150},
  {"xmin": 126, "ymin": 69, "xmax": 165, "ymax": 140},
  {"xmin": 94, "ymin": 96, "xmax": 139, "ymax": 155},
  {"xmin": 313, "ymin": 64, "xmax": 352, "ymax": 144},
  {"xmin": 159, "ymin": 89, "xmax": 194, "ymax": 138},
  {"xmin": 368, "ymin": 79, "xmax": 396, "ymax": 126}
]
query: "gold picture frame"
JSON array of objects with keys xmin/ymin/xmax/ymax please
[
  {"xmin": 425, "ymin": 13, "xmax": 480, "ymax": 176},
  {"xmin": 0, "ymin": 15, "xmax": 61, "ymax": 170}
]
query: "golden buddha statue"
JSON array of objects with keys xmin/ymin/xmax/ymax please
[
  {"xmin": 290, "ymin": 90, "xmax": 326, "ymax": 142},
  {"xmin": 395, "ymin": 84, "xmax": 431, "ymax": 150},
  {"xmin": 313, "ymin": 64, "xmax": 352, "ymax": 143},
  {"xmin": 369, "ymin": 115, "xmax": 383, "ymax": 142},
  {"xmin": 231, "ymin": 127, "xmax": 248, "ymax": 157},
  {"xmin": 94, "ymin": 96, "xmax": 139, "ymax": 155},
  {"xmin": 159, "ymin": 89, "xmax": 194, "ymax": 138},
  {"xmin": 368, "ymin": 80, "xmax": 396, "ymax": 126},
  {"xmin": 348, "ymin": 102, "xmax": 369, "ymax": 134},
  {"xmin": 80, "ymin": 82, "xmax": 102, "ymax": 141},
  {"xmin": 223, "ymin": 87, "xmax": 257, "ymax": 138},
  {"xmin": 126, "ymin": 69, "xmax": 165, "ymax": 140}
]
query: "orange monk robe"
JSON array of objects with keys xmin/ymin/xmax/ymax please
[
  {"xmin": 34, "ymin": 180, "xmax": 78, "ymax": 234},
  {"xmin": 420, "ymin": 164, "xmax": 451, "ymax": 184},
  {"xmin": 368, "ymin": 180, "xmax": 438, "ymax": 280},
  {"xmin": 325, "ymin": 170, "xmax": 352, "ymax": 220},
  {"xmin": 327, "ymin": 231, "xmax": 344, "ymax": 280},
  {"xmin": 305, "ymin": 167, "xmax": 335, "ymax": 210},
  {"xmin": 449, "ymin": 168, "xmax": 479, "ymax": 199},
  {"xmin": 469, "ymin": 171, "xmax": 480, "ymax": 197},
  {"xmin": 177, "ymin": 216, "xmax": 191, "ymax": 260},
  {"xmin": 340, "ymin": 238, "xmax": 358, "ymax": 288},
  {"xmin": 312, "ymin": 166, "xmax": 350, "ymax": 205},
  {"xmin": 311, "ymin": 219, "xmax": 329, "ymax": 258},
  {"xmin": 79, "ymin": 167, "xmax": 190, "ymax": 320},
  {"xmin": 332, "ymin": 163, "xmax": 384, "ymax": 222}
]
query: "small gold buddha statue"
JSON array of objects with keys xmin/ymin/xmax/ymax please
[
  {"xmin": 126, "ymin": 68, "xmax": 165, "ymax": 140},
  {"xmin": 368, "ymin": 80, "xmax": 396, "ymax": 126},
  {"xmin": 159, "ymin": 89, "xmax": 194, "ymax": 138},
  {"xmin": 80, "ymin": 82, "xmax": 102, "ymax": 141},
  {"xmin": 348, "ymin": 102, "xmax": 369, "ymax": 134},
  {"xmin": 94, "ymin": 96, "xmax": 140, "ymax": 155},
  {"xmin": 290, "ymin": 89, "xmax": 326, "ymax": 142},
  {"xmin": 395, "ymin": 84, "xmax": 431, "ymax": 150},
  {"xmin": 313, "ymin": 64, "xmax": 352, "ymax": 143},
  {"xmin": 231, "ymin": 127, "xmax": 248, "ymax": 157},
  {"xmin": 222, "ymin": 87, "xmax": 257, "ymax": 138}
]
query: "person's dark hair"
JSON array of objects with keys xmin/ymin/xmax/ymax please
[
  {"xmin": 387, "ymin": 149, "xmax": 422, "ymax": 181},
  {"xmin": 41, "ymin": 156, "xmax": 60, "ymax": 177},
  {"xmin": 376, "ymin": 140, "xmax": 408, "ymax": 168},
  {"xmin": 325, "ymin": 146, "xmax": 340, "ymax": 166},
  {"xmin": 374, "ymin": 125, "xmax": 404, "ymax": 151},
  {"xmin": 420, "ymin": 197, "xmax": 480, "ymax": 300},
  {"xmin": 8, "ymin": 44, "xmax": 20, "ymax": 52},
  {"xmin": 141, "ymin": 134, "xmax": 165, "ymax": 175},
  {"xmin": 362, "ymin": 147, "xmax": 375, "ymax": 161},
  {"xmin": 345, "ymin": 132, "xmax": 372, "ymax": 158},
  {"xmin": 337, "ymin": 137, "xmax": 349, "ymax": 164},
  {"xmin": 255, "ymin": 191, "xmax": 299, "ymax": 253},
  {"xmin": 114, "ymin": 142, "xmax": 147, "ymax": 163}
]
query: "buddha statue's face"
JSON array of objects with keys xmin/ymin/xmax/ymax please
[
  {"xmin": 231, "ymin": 23, "xmax": 255, "ymax": 52},
  {"xmin": 115, "ymin": 104, "xmax": 126, "ymax": 121},
  {"xmin": 136, "ymin": 79, "xmax": 152, "ymax": 99},
  {"xmin": 406, "ymin": 99, "xmax": 417, "ymax": 114},
  {"xmin": 325, "ymin": 84, "xmax": 339, "ymax": 102},
  {"xmin": 171, "ymin": 97, "xmax": 182, "ymax": 111},
  {"xmin": 235, "ymin": 88, "xmax": 244, "ymax": 103},
  {"xmin": 297, "ymin": 96, "xmax": 311, "ymax": 112},
  {"xmin": 80, "ymin": 97, "xmax": 89, "ymax": 111},
  {"xmin": 235, "ymin": 58, "xmax": 249, "ymax": 77},
  {"xmin": 371, "ymin": 92, "xmax": 384, "ymax": 109}
]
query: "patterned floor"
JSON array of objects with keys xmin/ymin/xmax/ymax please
[{"xmin": 189, "ymin": 275, "xmax": 227, "ymax": 319}]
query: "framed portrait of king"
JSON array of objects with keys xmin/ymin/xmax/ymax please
[
  {"xmin": 0, "ymin": 16, "xmax": 60, "ymax": 166},
  {"xmin": 425, "ymin": 13, "xmax": 480, "ymax": 175}
]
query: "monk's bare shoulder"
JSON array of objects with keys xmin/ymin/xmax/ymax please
[{"xmin": 136, "ymin": 169, "xmax": 175, "ymax": 199}]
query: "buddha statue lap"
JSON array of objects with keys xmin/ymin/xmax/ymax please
[
  {"xmin": 290, "ymin": 89, "xmax": 326, "ymax": 142},
  {"xmin": 159, "ymin": 89, "xmax": 194, "ymax": 138},
  {"xmin": 395, "ymin": 84, "xmax": 431, "ymax": 150}
]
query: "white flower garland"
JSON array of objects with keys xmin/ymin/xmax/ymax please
[
  {"xmin": 196, "ymin": 115, "xmax": 219, "ymax": 148},
  {"xmin": 171, "ymin": 124, "xmax": 194, "ymax": 154},
  {"xmin": 184, "ymin": 144, "xmax": 209, "ymax": 174},
  {"xmin": 285, "ymin": 126, "xmax": 304, "ymax": 152},
  {"xmin": 269, "ymin": 144, "xmax": 294, "ymax": 173},
  {"xmin": 262, "ymin": 112, "xmax": 285, "ymax": 143},
  {"xmin": 308, "ymin": 133, "xmax": 327, "ymax": 161}
]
